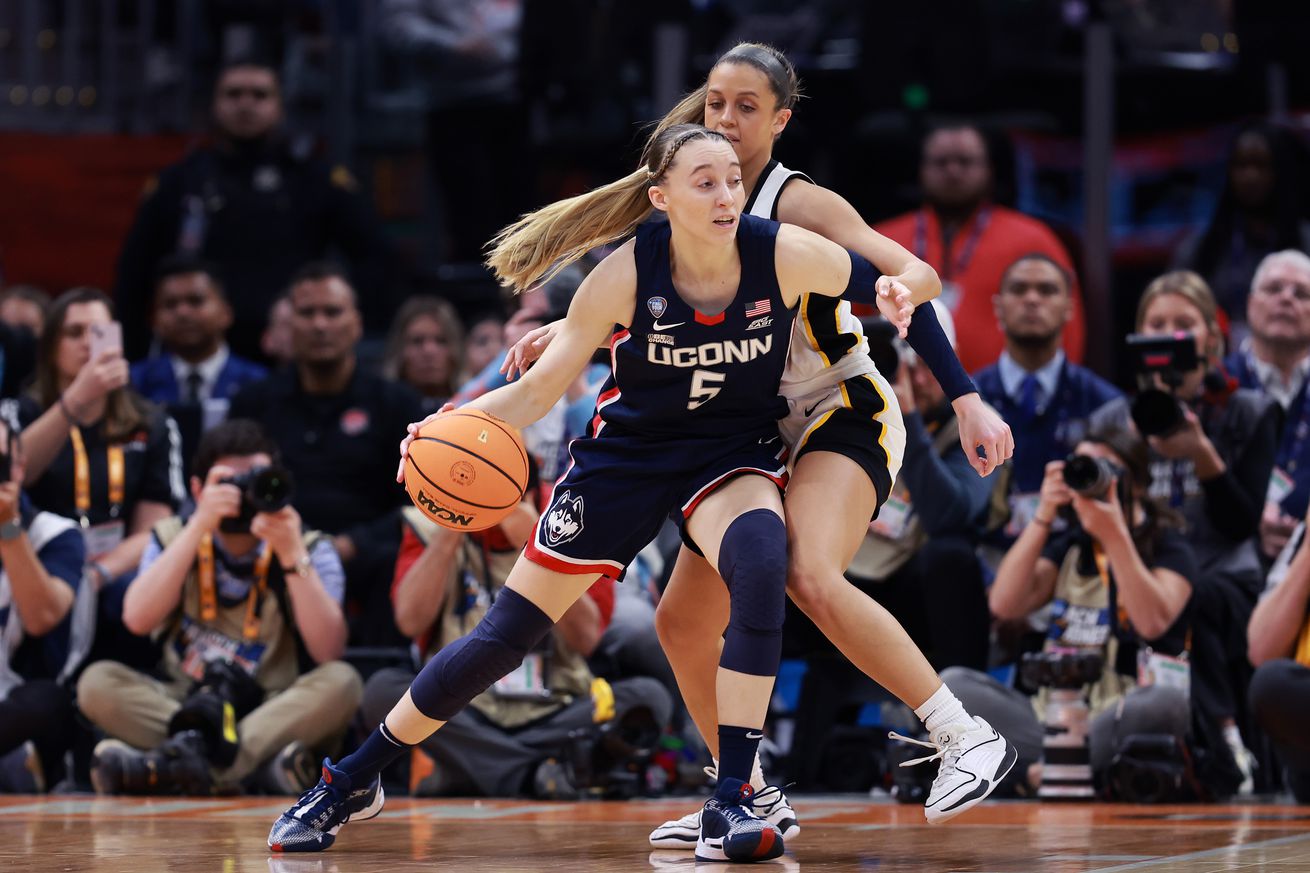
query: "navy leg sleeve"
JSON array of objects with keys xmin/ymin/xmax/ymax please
[
  {"xmin": 717, "ymin": 508, "xmax": 787, "ymax": 677},
  {"xmin": 409, "ymin": 587, "xmax": 555, "ymax": 721}
]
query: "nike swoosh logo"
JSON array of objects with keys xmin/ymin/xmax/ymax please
[
  {"xmin": 652, "ymin": 319, "xmax": 685, "ymax": 331},
  {"xmin": 746, "ymin": 731, "xmax": 764, "ymax": 739},
  {"xmin": 803, "ymin": 402, "xmax": 821, "ymax": 417},
  {"xmin": 758, "ymin": 435, "xmax": 779, "ymax": 445}
]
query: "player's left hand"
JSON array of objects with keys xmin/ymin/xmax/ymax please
[
  {"xmin": 875, "ymin": 275, "xmax": 914, "ymax": 338},
  {"xmin": 396, "ymin": 403, "xmax": 457, "ymax": 483},
  {"xmin": 953, "ymin": 393, "xmax": 1014, "ymax": 478},
  {"xmin": 250, "ymin": 505, "xmax": 306, "ymax": 567}
]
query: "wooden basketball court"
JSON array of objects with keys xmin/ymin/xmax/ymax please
[{"xmin": 2, "ymin": 794, "xmax": 1308, "ymax": 871}]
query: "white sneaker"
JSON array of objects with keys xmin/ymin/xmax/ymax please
[
  {"xmin": 889, "ymin": 717, "xmax": 1016, "ymax": 824},
  {"xmin": 648, "ymin": 764, "xmax": 799, "ymax": 849}
]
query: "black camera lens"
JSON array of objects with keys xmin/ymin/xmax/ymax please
[
  {"xmin": 1062, "ymin": 454, "xmax": 1118, "ymax": 499},
  {"xmin": 1130, "ymin": 389, "xmax": 1185, "ymax": 437},
  {"xmin": 245, "ymin": 466, "xmax": 294, "ymax": 513}
]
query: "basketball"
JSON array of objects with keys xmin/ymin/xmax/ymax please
[{"xmin": 403, "ymin": 409, "xmax": 530, "ymax": 531}]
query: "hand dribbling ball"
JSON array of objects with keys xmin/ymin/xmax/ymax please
[{"xmin": 403, "ymin": 409, "xmax": 530, "ymax": 531}]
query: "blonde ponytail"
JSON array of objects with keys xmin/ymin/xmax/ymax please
[{"xmin": 484, "ymin": 168, "xmax": 654, "ymax": 293}]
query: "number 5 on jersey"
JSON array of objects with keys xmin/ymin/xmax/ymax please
[{"xmin": 689, "ymin": 369, "xmax": 725, "ymax": 410}]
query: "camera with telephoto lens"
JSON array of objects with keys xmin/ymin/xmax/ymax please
[
  {"xmin": 1126, "ymin": 333, "xmax": 1200, "ymax": 437},
  {"xmin": 166, "ymin": 658, "xmax": 265, "ymax": 766},
  {"xmin": 1062, "ymin": 454, "xmax": 1122, "ymax": 500},
  {"xmin": 219, "ymin": 465, "xmax": 296, "ymax": 533}
]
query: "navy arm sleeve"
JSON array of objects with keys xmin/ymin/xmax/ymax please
[{"xmin": 843, "ymin": 251, "xmax": 976, "ymax": 400}]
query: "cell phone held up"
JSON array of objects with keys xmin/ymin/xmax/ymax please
[{"xmin": 89, "ymin": 321, "xmax": 123, "ymax": 361}]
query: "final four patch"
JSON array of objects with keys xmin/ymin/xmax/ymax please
[{"xmin": 648, "ymin": 296, "xmax": 668, "ymax": 319}]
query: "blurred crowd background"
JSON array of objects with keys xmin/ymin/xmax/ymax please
[{"xmin": 1, "ymin": 0, "xmax": 1310, "ymax": 809}]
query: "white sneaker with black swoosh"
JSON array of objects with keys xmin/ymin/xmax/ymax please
[{"xmin": 889, "ymin": 717, "xmax": 1016, "ymax": 824}]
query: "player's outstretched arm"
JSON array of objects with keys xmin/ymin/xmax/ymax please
[
  {"xmin": 774, "ymin": 223, "xmax": 913, "ymax": 334},
  {"xmin": 468, "ymin": 246, "xmax": 633, "ymax": 428},
  {"xmin": 777, "ymin": 181, "xmax": 942, "ymax": 305}
]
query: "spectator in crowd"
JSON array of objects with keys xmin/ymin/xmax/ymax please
[
  {"xmin": 1173, "ymin": 123, "xmax": 1310, "ymax": 342},
  {"xmin": 949, "ymin": 427, "xmax": 1195, "ymax": 795},
  {"xmin": 1248, "ymin": 513, "xmax": 1310, "ymax": 803},
  {"xmin": 378, "ymin": 0, "xmax": 526, "ymax": 263},
  {"xmin": 0, "ymin": 286, "xmax": 42, "ymax": 399},
  {"xmin": 382, "ymin": 296, "xmax": 464, "ymax": 412},
  {"xmin": 846, "ymin": 303, "xmax": 994, "ymax": 671},
  {"xmin": 113, "ymin": 58, "xmax": 393, "ymax": 362},
  {"xmin": 0, "ymin": 413, "xmax": 91, "ymax": 793},
  {"xmin": 1223, "ymin": 251, "xmax": 1310, "ymax": 559},
  {"xmin": 229, "ymin": 264, "xmax": 425, "ymax": 646},
  {"xmin": 974, "ymin": 254, "xmax": 1121, "ymax": 546},
  {"xmin": 0, "ymin": 285, "xmax": 50, "ymax": 338},
  {"xmin": 873, "ymin": 123, "xmax": 1085, "ymax": 373},
  {"xmin": 1092, "ymin": 270, "xmax": 1280, "ymax": 792},
  {"xmin": 15, "ymin": 288, "xmax": 184, "ymax": 590},
  {"xmin": 131, "ymin": 256, "xmax": 268, "ymax": 479},
  {"xmin": 261, "ymin": 295, "xmax": 295, "ymax": 369},
  {"xmin": 362, "ymin": 498, "xmax": 672, "ymax": 799},
  {"xmin": 462, "ymin": 310, "xmax": 507, "ymax": 382},
  {"xmin": 79, "ymin": 420, "xmax": 359, "ymax": 796}
]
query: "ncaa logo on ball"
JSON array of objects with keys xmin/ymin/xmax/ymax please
[
  {"xmin": 449, "ymin": 461, "xmax": 476, "ymax": 487},
  {"xmin": 647, "ymin": 296, "xmax": 668, "ymax": 319}
]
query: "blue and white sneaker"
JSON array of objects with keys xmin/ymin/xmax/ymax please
[
  {"xmin": 889, "ymin": 717, "xmax": 1017, "ymax": 824},
  {"xmin": 268, "ymin": 759, "xmax": 385, "ymax": 852},
  {"xmin": 650, "ymin": 763, "xmax": 798, "ymax": 849},
  {"xmin": 695, "ymin": 777, "xmax": 784, "ymax": 863}
]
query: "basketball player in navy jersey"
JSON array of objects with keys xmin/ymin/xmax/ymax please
[
  {"xmin": 271, "ymin": 125, "xmax": 1004, "ymax": 862},
  {"xmin": 502, "ymin": 44, "xmax": 1016, "ymax": 842}
]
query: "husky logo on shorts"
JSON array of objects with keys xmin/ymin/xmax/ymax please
[
  {"xmin": 648, "ymin": 296, "xmax": 668, "ymax": 319},
  {"xmin": 544, "ymin": 490, "xmax": 584, "ymax": 547}
]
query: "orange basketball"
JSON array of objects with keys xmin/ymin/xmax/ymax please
[{"xmin": 403, "ymin": 409, "xmax": 530, "ymax": 531}]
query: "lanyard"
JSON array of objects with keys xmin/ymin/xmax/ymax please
[
  {"xmin": 197, "ymin": 533, "xmax": 273, "ymax": 642},
  {"xmin": 69, "ymin": 426, "xmax": 125, "ymax": 527},
  {"xmin": 1296, "ymin": 614, "xmax": 1310, "ymax": 669},
  {"xmin": 913, "ymin": 206, "xmax": 992, "ymax": 279},
  {"xmin": 1090, "ymin": 542, "xmax": 1132, "ymax": 631}
]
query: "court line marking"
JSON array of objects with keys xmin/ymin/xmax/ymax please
[{"xmin": 1083, "ymin": 833, "xmax": 1310, "ymax": 872}]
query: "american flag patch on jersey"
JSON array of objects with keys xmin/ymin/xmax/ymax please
[{"xmin": 745, "ymin": 299, "xmax": 771, "ymax": 317}]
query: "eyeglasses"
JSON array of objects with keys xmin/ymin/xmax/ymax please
[{"xmin": 221, "ymin": 86, "xmax": 274, "ymax": 101}]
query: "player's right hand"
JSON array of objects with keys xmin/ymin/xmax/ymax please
[
  {"xmin": 193, "ymin": 464, "xmax": 242, "ymax": 531},
  {"xmin": 500, "ymin": 321, "xmax": 560, "ymax": 381},
  {"xmin": 396, "ymin": 404, "xmax": 456, "ymax": 483}
]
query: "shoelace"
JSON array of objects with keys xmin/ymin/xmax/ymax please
[
  {"xmin": 887, "ymin": 731, "xmax": 962, "ymax": 777},
  {"xmin": 702, "ymin": 765, "xmax": 790, "ymax": 813}
]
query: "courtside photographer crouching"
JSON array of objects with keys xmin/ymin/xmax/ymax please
[
  {"xmin": 78, "ymin": 419, "xmax": 361, "ymax": 795},
  {"xmin": 943, "ymin": 426, "xmax": 1203, "ymax": 800}
]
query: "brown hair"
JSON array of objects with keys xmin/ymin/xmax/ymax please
[
  {"xmin": 485, "ymin": 125, "xmax": 732, "ymax": 292},
  {"xmin": 35, "ymin": 288, "xmax": 150, "ymax": 442},
  {"xmin": 382, "ymin": 296, "xmax": 466, "ymax": 396},
  {"xmin": 1135, "ymin": 270, "xmax": 1224, "ymax": 362},
  {"xmin": 1079, "ymin": 425, "xmax": 1181, "ymax": 564}
]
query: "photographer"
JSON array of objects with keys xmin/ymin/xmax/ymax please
[
  {"xmin": 1248, "ymin": 516, "xmax": 1310, "ymax": 802},
  {"xmin": 0, "ymin": 414, "xmax": 90, "ymax": 792},
  {"xmin": 1091, "ymin": 270, "xmax": 1280, "ymax": 791},
  {"xmin": 361, "ymin": 498, "xmax": 673, "ymax": 799},
  {"xmin": 77, "ymin": 420, "xmax": 360, "ymax": 796},
  {"xmin": 945, "ymin": 427, "xmax": 1195, "ymax": 795}
]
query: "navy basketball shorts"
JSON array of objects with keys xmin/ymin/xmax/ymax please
[
  {"xmin": 778, "ymin": 371, "xmax": 906, "ymax": 511},
  {"xmin": 525, "ymin": 425, "xmax": 790, "ymax": 576}
]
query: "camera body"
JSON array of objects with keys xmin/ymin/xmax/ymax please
[
  {"xmin": 1125, "ymin": 333, "xmax": 1199, "ymax": 437},
  {"xmin": 167, "ymin": 658, "xmax": 265, "ymax": 766},
  {"xmin": 219, "ymin": 465, "xmax": 296, "ymax": 533},
  {"xmin": 1021, "ymin": 650, "xmax": 1104, "ymax": 690},
  {"xmin": 1105, "ymin": 733, "xmax": 1193, "ymax": 803},
  {"xmin": 1062, "ymin": 454, "xmax": 1121, "ymax": 500}
]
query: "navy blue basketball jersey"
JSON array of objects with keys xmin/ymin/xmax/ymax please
[{"xmin": 595, "ymin": 214, "xmax": 794, "ymax": 439}]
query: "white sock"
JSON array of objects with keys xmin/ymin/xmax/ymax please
[
  {"xmin": 1222, "ymin": 723, "xmax": 1244, "ymax": 751},
  {"xmin": 914, "ymin": 684, "xmax": 977, "ymax": 736},
  {"xmin": 712, "ymin": 753, "xmax": 768, "ymax": 790}
]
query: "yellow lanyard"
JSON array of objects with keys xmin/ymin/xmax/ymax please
[
  {"xmin": 1090, "ymin": 543, "xmax": 1132, "ymax": 631},
  {"xmin": 197, "ymin": 533, "xmax": 273, "ymax": 642},
  {"xmin": 69, "ymin": 426, "xmax": 125, "ymax": 526}
]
